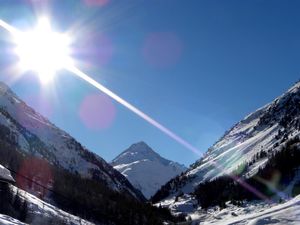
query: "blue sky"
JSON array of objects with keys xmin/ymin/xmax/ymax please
[{"xmin": 0, "ymin": 0, "xmax": 300, "ymax": 166}]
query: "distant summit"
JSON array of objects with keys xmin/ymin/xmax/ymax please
[{"xmin": 111, "ymin": 142, "xmax": 186, "ymax": 199}]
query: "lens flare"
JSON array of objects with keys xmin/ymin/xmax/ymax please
[
  {"xmin": 1, "ymin": 18, "xmax": 73, "ymax": 84},
  {"xmin": 0, "ymin": 17, "xmax": 278, "ymax": 203},
  {"xmin": 0, "ymin": 19, "xmax": 19, "ymax": 35},
  {"xmin": 68, "ymin": 65, "xmax": 202, "ymax": 156},
  {"xmin": 143, "ymin": 32, "xmax": 183, "ymax": 68},
  {"xmin": 17, "ymin": 157, "xmax": 53, "ymax": 199},
  {"xmin": 84, "ymin": 0, "xmax": 110, "ymax": 7},
  {"xmin": 211, "ymin": 161, "xmax": 272, "ymax": 203},
  {"xmin": 79, "ymin": 93, "xmax": 116, "ymax": 130},
  {"xmin": 15, "ymin": 17, "xmax": 73, "ymax": 83}
]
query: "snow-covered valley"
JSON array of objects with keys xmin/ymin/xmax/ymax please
[{"xmin": 0, "ymin": 82, "xmax": 179, "ymax": 224}]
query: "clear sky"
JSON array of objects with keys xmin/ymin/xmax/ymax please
[{"xmin": 0, "ymin": 0, "xmax": 300, "ymax": 166}]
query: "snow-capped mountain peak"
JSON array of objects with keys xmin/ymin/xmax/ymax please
[
  {"xmin": 112, "ymin": 141, "xmax": 174, "ymax": 166},
  {"xmin": 111, "ymin": 142, "xmax": 186, "ymax": 199}
]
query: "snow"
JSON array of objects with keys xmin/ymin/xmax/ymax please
[
  {"xmin": 154, "ymin": 81, "xmax": 300, "ymax": 225},
  {"xmin": 0, "ymin": 214, "xmax": 27, "ymax": 225},
  {"xmin": 0, "ymin": 163, "xmax": 94, "ymax": 224},
  {"xmin": 156, "ymin": 194, "xmax": 197, "ymax": 215},
  {"xmin": 187, "ymin": 123, "xmax": 278, "ymax": 181},
  {"xmin": 112, "ymin": 142, "xmax": 186, "ymax": 199},
  {"xmin": 0, "ymin": 164, "xmax": 15, "ymax": 183},
  {"xmin": 10, "ymin": 185, "xmax": 95, "ymax": 225},
  {"xmin": 189, "ymin": 194, "xmax": 300, "ymax": 225},
  {"xmin": 159, "ymin": 193, "xmax": 300, "ymax": 225},
  {"xmin": 158, "ymin": 81, "xmax": 300, "ymax": 203},
  {"xmin": 0, "ymin": 82, "xmax": 141, "ymax": 199}
]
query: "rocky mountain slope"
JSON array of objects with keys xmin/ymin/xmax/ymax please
[
  {"xmin": 0, "ymin": 81, "xmax": 143, "ymax": 200},
  {"xmin": 0, "ymin": 162, "xmax": 95, "ymax": 225},
  {"xmin": 153, "ymin": 81, "xmax": 300, "ymax": 210},
  {"xmin": 111, "ymin": 142, "xmax": 186, "ymax": 199},
  {"xmin": 11, "ymin": 184, "xmax": 96, "ymax": 225},
  {"xmin": 0, "ymin": 81, "xmax": 184, "ymax": 224}
]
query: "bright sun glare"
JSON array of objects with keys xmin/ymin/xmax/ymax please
[
  {"xmin": 13, "ymin": 17, "xmax": 73, "ymax": 83},
  {"xmin": 0, "ymin": 16, "xmax": 203, "ymax": 157}
]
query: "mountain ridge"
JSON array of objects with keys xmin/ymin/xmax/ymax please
[
  {"xmin": 0, "ymin": 81, "xmax": 144, "ymax": 200},
  {"xmin": 111, "ymin": 141, "xmax": 186, "ymax": 199},
  {"xmin": 153, "ymin": 80, "xmax": 300, "ymax": 210}
]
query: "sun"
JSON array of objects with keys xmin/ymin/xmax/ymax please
[{"xmin": 13, "ymin": 17, "xmax": 73, "ymax": 83}]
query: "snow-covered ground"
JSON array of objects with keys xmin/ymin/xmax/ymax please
[
  {"xmin": 159, "ymin": 193, "xmax": 300, "ymax": 225},
  {"xmin": 0, "ymin": 214, "xmax": 27, "ymax": 225},
  {"xmin": 1, "ymin": 163, "xmax": 94, "ymax": 225},
  {"xmin": 10, "ymin": 185, "xmax": 95, "ymax": 225},
  {"xmin": 188, "ymin": 194, "xmax": 300, "ymax": 225}
]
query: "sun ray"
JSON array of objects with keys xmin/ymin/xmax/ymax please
[
  {"xmin": 68, "ymin": 64, "xmax": 274, "ymax": 202},
  {"xmin": 0, "ymin": 17, "xmax": 276, "ymax": 202},
  {"xmin": 0, "ymin": 19, "xmax": 20, "ymax": 35},
  {"xmin": 68, "ymin": 65, "xmax": 202, "ymax": 156},
  {"xmin": 1, "ymin": 18, "xmax": 73, "ymax": 84}
]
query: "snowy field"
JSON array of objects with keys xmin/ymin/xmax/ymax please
[
  {"xmin": 0, "ymin": 214, "xmax": 26, "ymax": 225},
  {"xmin": 158, "ymin": 193, "xmax": 300, "ymax": 224},
  {"xmin": 10, "ymin": 185, "xmax": 95, "ymax": 225},
  {"xmin": 188, "ymin": 195, "xmax": 300, "ymax": 225}
]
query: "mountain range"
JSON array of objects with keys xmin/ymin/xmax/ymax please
[
  {"xmin": 0, "ymin": 82, "xmax": 143, "ymax": 199},
  {"xmin": 1, "ymin": 78, "xmax": 300, "ymax": 224},
  {"xmin": 0, "ymin": 81, "xmax": 182, "ymax": 224},
  {"xmin": 152, "ymin": 80, "xmax": 300, "ymax": 222}
]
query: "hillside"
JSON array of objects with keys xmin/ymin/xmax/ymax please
[
  {"xmin": 0, "ymin": 82, "xmax": 182, "ymax": 224},
  {"xmin": 152, "ymin": 81, "xmax": 300, "ymax": 219},
  {"xmin": 0, "ymin": 82, "xmax": 143, "ymax": 200}
]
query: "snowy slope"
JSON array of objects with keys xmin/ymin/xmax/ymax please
[
  {"xmin": 0, "ymin": 163, "xmax": 93, "ymax": 224},
  {"xmin": 155, "ymin": 81, "xmax": 300, "ymax": 204},
  {"xmin": 188, "ymin": 194, "xmax": 300, "ymax": 225},
  {"xmin": 111, "ymin": 142, "xmax": 186, "ymax": 199},
  {"xmin": 10, "ymin": 185, "xmax": 95, "ymax": 225},
  {"xmin": 0, "ymin": 214, "xmax": 27, "ymax": 225},
  {"xmin": 0, "ymin": 82, "xmax": 143, "ymax": 200}
]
